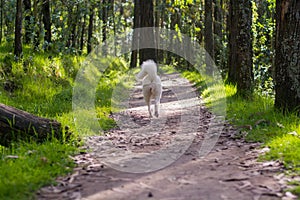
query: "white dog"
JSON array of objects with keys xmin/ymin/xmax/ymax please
[{"xmin": 136, "ymin": 60, "xmax": 162, "ymax": 118}]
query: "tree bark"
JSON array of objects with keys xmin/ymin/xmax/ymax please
[
  {"xmin": 71, "ymin": 5, "xmax": 80, "ymax": 49},
  {"xmin": 87, "ymin": 7, "xmax": 94, "ymax": 54},
  {"xmin": 155, "ymin": 0, "xmax": 162, "ymax": 62},
  {"xmin": 227, "ymin": 0, "xmax": 253, "ymax": 96},
  {"xmin": 0, "ymin": 0, "xmax": 3, "ymax": 43},
  {"xmin": 33, "ymin": 0, "xmax": 40, "ymax": 50},
  {"xmin": 205, "ymin": 0, "xmax": 214, "ymax": 75},
  {"xmin": 167, "ymin": 0, "xmax": 177, "ymax": 65},
  {"xmin": 274, "ymin": 0, "xmax": 300, "ymax": 113},
  {"xmin": 80, "ymin": 13, "xmax": 87, "ymax": 54},
  {"xmin": 14, "ymin": 0, "xmax": 22, "ymax": 57},
  {"xmin": 42, "ymin": 0, "xmax": 51, "ymax": 48},
  {"xmin": 0, "ymin": 104, "xmax": 62, "ymax": 147},
  {"xmin": 65, "ymin": 3, "xmax": 74, "ymax": 49},
  {"xmin": 130, "ymin": 0, "xmax": 140, "ymax": 68},
  {"xmin": 102, "ymin": 0, "xmax": 108, "ymax": 55},
  {"xmin": 24, "ymin": 0, "xmax": 32, "ymax": 44},
  {"xmin": 214, "ymin": 0, "xmax": 223, "ymax": 67},
  {"xmin": 139, "ymin": 0, "xmax": 156, "ymax": 64}
]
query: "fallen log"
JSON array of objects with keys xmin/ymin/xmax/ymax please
[{"xmin": 0, "ymin": 103, "xmax": 62, "ymax": 146}]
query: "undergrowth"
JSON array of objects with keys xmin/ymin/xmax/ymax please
[
  {"xmin": 0, "ymin": 141, "xmax": 76, "ymax": 200},
  {"xmin": 0, "ymin": 42, "xmax": 128, "ymax": 199},
  {"xmin": 183, "ymin": 70, "xmax": 300, "ymax": 196}
]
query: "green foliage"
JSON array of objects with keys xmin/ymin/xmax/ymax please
[
  {"xmin": 0, "ymin": 42, "xmax": 129, "ymax": 198},
  {"xmin": 0, "ymin": 141, "xmax": 76, "ymax": 200},
  {"xmin": 252, "ymin": 0, "xmax": 276, "ymax": 96}
]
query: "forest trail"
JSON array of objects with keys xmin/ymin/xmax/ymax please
[{"xmin": 37, "ymin": 73, "xmax": 295, "ymax": 200}]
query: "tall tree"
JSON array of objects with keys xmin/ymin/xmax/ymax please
[
  {"xmin": 87, "ymin": 7, "xmax": 94, "ymax": 54},
  {"xmin": 274, "ymin": 0, "xmax": 300, "ymax": 113},
  {"xmin": 227, "ymin": 0, "xmax": 253, "ymax": 96},
  {"xmin": 24, "ymin": 0, "xmax": 32, "ymax": 44},
  {"xmin": 102, "ymin": 0, "xmax": 108, "ymax": 54},
  {"xmin": 0, "ymin": 0, "xmax": 3, "ymax": 43},
  {"xmin": 33, "ymin": 0, "xmax": 40, "ymax": 50},
  {"xmin": 139, "ymin": 0, "xmax": 156, "ymax": 64},
  {"xmin": 42, "ymin": 0, "xmax": 51, "ymax": 47},
  {"xmin": 205, "ymin": 0, "xmax": 214, "ymax": 75},
  {"xmin": 154, "ymin": 0, "xmax": 162, "ymax": 62},
  {"xmin": 64, "ymin": 2, "xmax": 77, "ymax": 50},
  {"xmin": 213, "ymin": 0, "xmax": 223, "ymax": 67},
  {"xmin": 66, "ymin": 4, "xmax": 80, "ymax": 50},
  {"xmin": 130, "ymin": 0, "xmax": 140, "ymax": 68},
  {"xmin": 79, "ymin": 13, "xmax": 87, "ymax": 54},
  {"xmin": 166, "ymin": 0, "xmax": 178, "ymax": 65},
  {"xmin": 14, "ymin": 0, "xmax": 22, "ymax": 57}
]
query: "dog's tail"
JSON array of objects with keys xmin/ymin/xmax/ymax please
[{"xmin": 141, "ymin": 60, "xmax": 157, "ymax": 81}]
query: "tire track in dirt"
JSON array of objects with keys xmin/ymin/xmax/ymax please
[{"xmin": 37, "ymin": 73, "xmax": 296, "ymax": 200}]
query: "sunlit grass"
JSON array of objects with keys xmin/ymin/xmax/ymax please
[
  {"xmin": 0, "ymin": 141, "xmax": 76, "ymax": 200},
  {"xmin": 0, "ymin": 43, "xmax": 129, "ymax": 198}
]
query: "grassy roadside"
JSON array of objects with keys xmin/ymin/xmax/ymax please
[
  {"xmin": 0, "ymin": 141, "xmax": 76, "ymax": 200},
  {"xmin": 0, "ymin": 43, "xmax": 127, "ymax": 199},
  {"xmin": 183, "ymin": 70, "xmax": 300, "ymax": 196}
]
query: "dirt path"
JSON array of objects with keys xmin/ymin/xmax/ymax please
[{"xmin": 37, "ymin": 73, "xmax": 297, "ymax": 200}]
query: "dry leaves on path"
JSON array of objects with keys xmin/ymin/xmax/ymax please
[{"xmin": 37, "ymin": 73, "xmax": 297, "ymax": 200}]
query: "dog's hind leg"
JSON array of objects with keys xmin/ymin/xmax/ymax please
[
  {"xmin": 154, "ymin": 85, "xmax": 161, "ymax": 118},
  {"xmin": 143, "ymin": 90, "xmax": 152, "ymax": 118},
  {"xmin": 147, "ymin": 101, "xmax": 153, "ymax": 118},
  {"xmin": 154, "ymin": 97, "xmax": 160, "ymax": 117}
]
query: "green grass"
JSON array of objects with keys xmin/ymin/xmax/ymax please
[
  {"xmin": 0, "ymin": 43, "xmax": 129, "ymax": 198},
  {"xmin": 183, "ymin": 70, "xmax": 300, "ymax": 196},
  {"xmin": 0, "ymin": 141, "xmax": 76, "ymax": 200}
]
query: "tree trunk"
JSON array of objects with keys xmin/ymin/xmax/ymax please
[
  {"xmin": 154, "ymin": 0, "xmax": 162, "ymax": 62},
  {"xmin": 80, "ymin": 13, "xmax": 87, "ymax": 54},
  {"xmin": 227, "ymin": 0, "xmax": 253, "ymax": 96},
  {"xmin": 139, "ymin": 0, "xmax": 156, "ymax": 64},
  {"xmin": 33, "ymin": 0, "xmax": 40, "ymax": 50},
  {"xmin": 0, "ymin": 104, "xmax": 62, "ymax": 147},
  {"xmin": 24, "ymin": 0, "xmax": 32, "ymax": 44},
  {"xmin": 167, "ymin": 0, "xmax": 177, "ymax": 65},
  {"xmin": 109, "ymin": 0, "xmax": 117, "ymax": 55},
  {"xmin": 102, "ymin": 0, "xmax": 108, "ymax": 55},
  {"xmin": 274, "ymin": 0, "xmax": 300, "ymax": 113},
  {"xmin": 87, "ymin": 7, "xmax": 94, "ymax": 54},
  {"xmin": 66, "ymin": 4, "xmax": 79, "ymax": 50},
  {"xmin": 205, "ymin": 0, "xmax": 214, "ymax": 75},
  {"xmin": 130, "ymin": 0, "xmax": 140, "ymax": 68},
  {"xmin": 14, "ymin": 0, "xmax": 22, "ymax": 57},
  {"xmin": 42, "ymin": 0, "xmax": 51, "ymax": 48},
  {"xmin": 65, "ymin": 4, "xmax": 74, "ymax": 49},
  {"xmin": 71, "ymin": 5, "xmax": 80, "ymax": 50},
  {"xmin": 214, "ymin": 0, "xmax": 223, "ymax": 67},
  {"xmin": 0, "ymin": 0, "xmax": 3, "ymax": 43}
]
